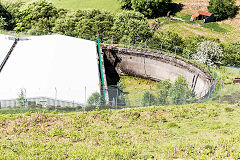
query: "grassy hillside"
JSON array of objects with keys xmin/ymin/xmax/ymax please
[
  {"xmin": 1, "ymin": 103, "xmax": 240, "ymax": 159},
  {"xmin": 157, "ymin": 0, "xmax": 240, "ymax": 42},
  {"xmin": 3, "ymin": 0, "xmax": 121, "ymax": 12}
]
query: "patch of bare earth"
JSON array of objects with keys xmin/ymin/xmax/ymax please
[{"xmin": 178, "ymin": 0, "xmax": 209, "ymax": 15}]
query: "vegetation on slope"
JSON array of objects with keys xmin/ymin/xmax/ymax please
[{"xmin": 1, "ymin": 103, "xmax": 240, "ymax": 159}]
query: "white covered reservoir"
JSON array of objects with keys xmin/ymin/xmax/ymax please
[{"xmin": 0, "ymin": 34, "xmax": 100, "ymax": 106}]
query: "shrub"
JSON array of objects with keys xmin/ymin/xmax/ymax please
[
  {"xmin": 54, "ymin": 9, "xmax": 114, "ymax": 39},
  {"xmin": 151, "ymin": 31, "xmax": 184, "ymax": 51},
  {"xmin": 169, "ymin": 76, "xmax": 192, "ymax": 105},
  {"xmin": 222, "ymin": 42, "xmax": 240, "ymax": 66},
  {"xmin": 155, "ymin": 79, "xmax": 171, "ymax": 105},
  {"xmin": 208, "ymin": 0, "xmax": 238, "ymax": 21},
  {"xmin": 0, "ymin": 2, "xmax": 11, "ymax": 30},
  {"xmin": 87, "ymin": 92, "xmax": 103, "ymax": 106},
  {"xmin": 141, "ymin": 91, "xmax": 155, "ymax": 106},
  {"xmin": 14, "ymin": 0, "xmax": 59, "ymax": 33},
  {"xmin": 0, "ymin": 16, "xmax": 7, "ymax": 29},
  {"xmin": 184, "ymin": 36, "xmax": 220, "ymax": 58},
  {"xmin": 193, "ymin": 41, "xmax": 223, "ymax": 66},
  {"xmin": 118, "ymin": 0, "xmax": 132, "ymax": 9},
  {"xmin": 112, "ymin": 11, "xmax": 153, "ymax": 43},
  {"xmin": 2, "ymin": 1, "xmax": 23, "ymax": 30}
]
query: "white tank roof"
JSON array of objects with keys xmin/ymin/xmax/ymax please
[{"xmin": 0, "ymin": 34, "xmax": 100, "ymax": 104}]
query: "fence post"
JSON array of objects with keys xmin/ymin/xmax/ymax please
[
  {"xmin": 219, "ymin": 82, "xmax": 224, "ymax": 103},
  {"xmin": 149, "ymin": 87, "xmax": 151, "ymax": 106},
  {"xmin": 175, "ymin": 47, "xmax": 178, "ymax": 57},
  {"xmin": 128, "ymin": 36, "xmax": 131, "ymax": 49},
  {"xmin": 111, "ymin": 35, "xmax": 114, "ymax": 46},
  {"xmin": 145, "ymin": 39, "xmax": 147, "ymax": 51},
  {"xmin": 116, "ymin": 87, "xmax": 118, "ymax": 109}
]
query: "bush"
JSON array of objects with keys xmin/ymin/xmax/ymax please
[
  {"xmin": 2, "ymin": 1, "xmax": 23, "ymax": 30},
  {"xmin": 118, "ymin": 0, "xmax": 132, "ymax": 9},
  {"xmin": 112, "ymin": 11, "xmax": 153, "ymax": 43},
  {"xmin": 14, "ymin": 0, "xmax": 59, "ymax": 33},
  {"xmin": 193, "ymin": 41, "xmax": 223, "ymax": 66},
  {"xmin": 184, "ymin": 36, "xmax": 220, "ymax": 58},
  {"xmin": 222, "ymin": 42, "xmax": 240, "ymax": 66},
  {"xmin": 141, "ymin": 91, "xmax": 156, "ymax": 106},
  {"xmin": 0, "ymin": 16, "xmax": 7, "ymax": 29},
  {"xmin": 131, "ymin": 0, "xmax": 172, "ymax": 18},
  {"xmin": 169, "ymin": 76, "xmax": 192, "ymax": 105},
  {"xmin": 155, "ymin": 79, "xmax": 171, "ymax": 105},
  {"xmin": 0, "ymin": 2, "xmax": 11, "ymax": 30},
  {"xmin": 151, "ymin": 31, "xmax": 184, "ymax": 51},
  {"xmin": 208, "ymin": 0, "xmax": 238, "ymax": 21},
  {"xmin": 87, "ymin": 92, "xmax": 103, "ymax": 106},
  {"xmin": 54, "ymin": 9, "xmax": 114, "ymax": 39}
]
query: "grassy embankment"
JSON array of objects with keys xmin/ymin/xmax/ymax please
[
  {"xmin": 1, "ymin": 103, "xmax": 240, "ymax": 159},
  {"xmin": 2, "ymin": 0, "xmax": 121, "ymax": 12},
  {"xmin": 158, "ymin": 0, "xmax": 240, "ymax": 42}
]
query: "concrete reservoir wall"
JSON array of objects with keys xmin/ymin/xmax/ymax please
[{"xmin": 102, "ymin": 47, "xmax": 213, "ymax": 98}]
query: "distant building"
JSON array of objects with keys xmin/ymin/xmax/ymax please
[
  {"xmin": 190, "ymin": 11, "xmax": 215, "ymax": 23},
  {"xmin": 0, "ymin": 97, "xmax": 82, "ymax": 108}
]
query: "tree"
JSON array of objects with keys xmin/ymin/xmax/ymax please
[
  {"xmin": 2, "ymin": 1, "xmax": 23, "ymax": 30},
  {"xmin": 155, "ymin": 79, "xmax": 171, "ymax": 105},
  {"xmin": 169, "ymin": 76, "xmax": 192, "ymax": 105},
  {"xmin": 112, "ymin": 11, "xmax": 153, "ymax": 43},
  {"xmin": 151, "ymin": 31, "xmax": 184, "ymax": 51},
  {"xmin": 16, "ymin": 88, "xmax": 25, "ymax": 107},
  {"xmin": 0, "ymin": 2, "xmax": 12, "ymax": 30},
  {"xmin": 184, "ymin": 36, "xmax": 220, "ymax": 58},
  {"xmin": 141, "ymin": 91, "xmax": 155, "ymax": 106},
  {"xmin": 54, "ymin": 9, "xmax": 114, "ymax": 39},
  {"xmin": 193, "ymin": 41, "xmax": 223, "ymax": 66},
  {"xmin": 118, "ymin": 0, "xmax": 132, "ymax": 9},
  {"xmin": 0, "ymin": 16, "xmax": 7, "ymax": 29},
  {"xmin": 222, "ymin": 42, "xmax": 240, "ymax": 66},
  {"xmin": 131, "ymin": 0, "xmax": 172, "ymax": 18},
  {"xmin": 87, "ymin": 92, "xmax": 102, "ymax": 106},
  {"xmin": 208, "ymin": 0, "xmax": 238, "ymax": 21},
  {"xmin": 14, "ymin": 0, "xmax": 59, "ymax": 33}
]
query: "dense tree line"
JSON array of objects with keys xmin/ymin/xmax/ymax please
[
  {"xmin": 0, "ymin": 0, "xmax": 239, "ymax": 66},
  {"xmin": 0, "ymin": 0, "xmax": 152, "ymax": 40},
  {"xmin": 208, "ymin": 0, "xmax": 238, "ymax": 21}
]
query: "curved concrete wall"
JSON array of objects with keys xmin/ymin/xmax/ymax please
[{"xmin": 102, "ymin": 47, "xmax": 213, "ymax": 98}]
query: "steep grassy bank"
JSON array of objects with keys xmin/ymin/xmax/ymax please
[{"xmin": 1, "ymin": 103, "xmax": 240, "ymax": 159}]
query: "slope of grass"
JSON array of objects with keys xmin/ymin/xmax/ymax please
[
  {"xmin": 2, "ymin": 0, "xmax": 121, "ymax": 12},
  {"xmin": 1, "ymin": 103, "xmax": 240, "ymax": 159}
]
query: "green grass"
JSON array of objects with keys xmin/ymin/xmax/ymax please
[
  {"xmin": 120, "ymin": 76, "xmax": 157, "ymax": 106},
  {"xmin": 4, "ymin": 0, "xmax": 121, "ymax": 12},
  {"xmin": 1, "ymin": 103, "xmax": 240, "ymax": 159},
  {"xmin": 50, "ymin": 0, "xmax": 121, "ymax": 12}
]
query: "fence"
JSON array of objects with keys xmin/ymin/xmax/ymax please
[{"xmin": 0, "ymin": 31, "xmax": 225, "ymax": 110}]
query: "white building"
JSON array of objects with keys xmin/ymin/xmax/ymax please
[{"xmin": 0, "ymin": 34, "xmax": 100, "ymax": 107}]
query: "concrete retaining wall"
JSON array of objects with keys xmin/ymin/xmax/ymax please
[{"xmin": 102, "ymin": 47, "xmax": 213, "ymax": 98}]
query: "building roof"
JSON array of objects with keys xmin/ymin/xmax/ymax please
[
  {"xmin": 0, "ymin": 34, "xmax": 100, "ymax": 103},
  {"xmin": 192, "ymin": 11, "xmax": 213, "ymax": 18}
]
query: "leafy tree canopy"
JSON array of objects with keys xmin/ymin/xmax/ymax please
[
  {"xmin": 54, "ymin": 9, "xmax": 114, "ymax": 39},
  {"xmin": 131, "ymin": 0, "xmax": 172, "ymax": 18},
  {"xmin": 14, "ymin": 0, "xmax": 59, "ymax": 33},
  {"xmin": 222, "ymin": 42, "xmax": 240, "ymax": 66},
  {"xmin": 208, "ymin": 0, "xmax": 238, "ymax": 21},
  {"xmin": 112, "ymin": 11, "xmax": 153, "ymax": 42},
  {"xmin": 194, "ymin": 41, "xmax": 223, "ymax": 66}
]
